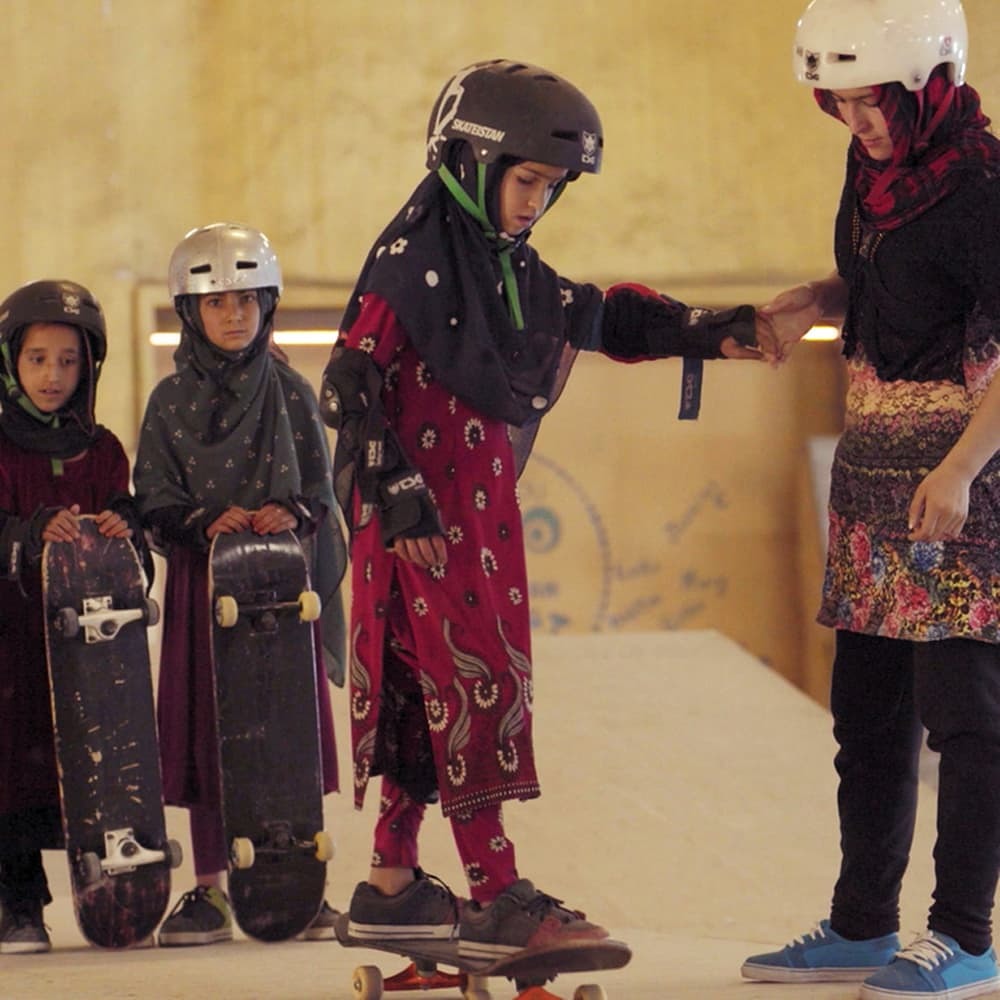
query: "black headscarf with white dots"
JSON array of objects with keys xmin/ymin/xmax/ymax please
[{"xmin": 339, "ymin": 141, "xmax": 602, "ymax": 429}]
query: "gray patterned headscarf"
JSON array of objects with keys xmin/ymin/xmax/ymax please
[{"xmin": 135, "ymin": 293, "xmax": 347, "ymax": 679}]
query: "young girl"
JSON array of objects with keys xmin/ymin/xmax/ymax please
[
  {"xmin": 322, "ymin": 58, "xmax": 767, "ymax": 957},
  {"xmin": 0, "ymin": 279, "xmax": 142, "ymax": 953},
  {"xmin": 134, "ymin": 223, "xmax": 346, "ymax": 946}
]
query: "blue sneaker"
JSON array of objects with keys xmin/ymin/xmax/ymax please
[
  {"xmin": 742, "ymin": 920, "xmax": 900, "ymax": 982},
  {"xmin": 860, "ymin": 932, "xmax": 1000, "ymax": 999}
]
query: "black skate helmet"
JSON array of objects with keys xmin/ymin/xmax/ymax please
[
  {"xmin": 0, "ymin": 279, "xmax": 106, "ymax": 429},
  {"xmin": 0, "ymin": 279, "xmax": 107, "ymax": 367},
  {"xmin": 426, "ymin": 59, "xmax": 603, "ymax": 178}
]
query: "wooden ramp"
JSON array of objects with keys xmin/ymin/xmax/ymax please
[{"xmin": 10, "ymin": 630, "xmax": 960, "ymax": 999}]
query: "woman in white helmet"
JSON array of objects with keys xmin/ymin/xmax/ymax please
[{"xmin": 742, "ymin": 3, "xmax": 1000, "ymax": 998}]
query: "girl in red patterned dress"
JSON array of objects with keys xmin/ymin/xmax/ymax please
[{"xmin": 323, "ymin": 59, "xmax": 767, "ymax": 957}]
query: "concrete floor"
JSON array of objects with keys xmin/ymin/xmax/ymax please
[{"xmin": 3, "ymin": 630, "xmax": 992, "ymax": 1000}]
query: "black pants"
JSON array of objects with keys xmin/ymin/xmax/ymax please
[
  {"xmin": 0, "ymin": 852, "xmax": 51, "ymax": 910},
  {"xmin": 0, "ymin": 805, "xmax": 60, "ymax": 909},
  {"xmin": 829, "ymin": 631, "xmax": 1000, "ymax": 955}
]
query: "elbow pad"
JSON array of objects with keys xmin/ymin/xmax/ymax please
[{"xmin": 320, "ymin": 344, "xmax": 380, "ymax": 431}]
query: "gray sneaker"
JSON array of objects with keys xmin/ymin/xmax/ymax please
[
  {"xmin": 347, "ymin": 870, "xmax": 459, "ymax": 941},
  {"xmin": 0, "ymin": 900, "xmax": 51, "ymax": 955},
  {"xmin": 298, "ymin": 900, "xmax": 340, "ymax": 941},
  {"xmin": 459, "ymin": 879, "xmax": 607, "ymax": 960},
  {"xmin": 158, "ymin": 886, "xmax": 233, "ymax": 947}
]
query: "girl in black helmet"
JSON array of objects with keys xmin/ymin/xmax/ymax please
[
  {"xmin": 0, "ymin": 279, "xmax": 144, "ymax": 953},
  {"xmin": 322, "ymin": 58, "xmax": 767, "ymax": 956}
]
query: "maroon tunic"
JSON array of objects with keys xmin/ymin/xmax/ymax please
[
  {"xmin": 346, "ymin": 296, "xmax": 540, "ymax": 817},
  {"xmin": 156, "ymin": 546, "xmax": 339, "ymax": 809},
  {"xmin": 0, "ymin": 430, "xmax": 130, "ymax": 822}
]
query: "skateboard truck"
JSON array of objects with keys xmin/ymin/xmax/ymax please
[
  {"xmin": 55, "ymin": 595, "xmax": 160, "ymax": 644},
  {"xmin": 230, "ymin": 820, "xmax": 334, "ymax": 870},
  {"xmin": 214, "ymin": 589, "xmax": 322, "ymax": 629},
  {"xmin": 78, "ymin": 828, "xmax": 183, "ymax": 885}
]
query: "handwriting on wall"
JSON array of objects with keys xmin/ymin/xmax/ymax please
[{"xmin": 521, "ymin": 454, "xmax": 731, "ymax": 634}]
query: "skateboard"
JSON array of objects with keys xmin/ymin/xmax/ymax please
[
  {"xmin": 208, "ymin": 529, "xmax": 333, "ymax": 942},
  {"xmin": 42, "ymin": 515, "xmax": 182, "ymax": 948},
  {"xmin": 334, "ymin": 912, "xmax": 632, "ymax": 1000}
]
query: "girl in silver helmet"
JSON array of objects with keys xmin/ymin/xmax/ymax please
[{"xmin": 134, "ymin": 223, "xmax": 347, "ymax": 947}]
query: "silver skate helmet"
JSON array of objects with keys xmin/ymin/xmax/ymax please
[
  {"xmin": 426, "ymin": 59, "xmax": 603, "ymax": 178},
  {"xmin": 793, "ymin": 0, "xmax": 967, "ymax": 91},
  {"xmin": 168, "ymin": 223, "xmax": 283, "ymax": 299}
]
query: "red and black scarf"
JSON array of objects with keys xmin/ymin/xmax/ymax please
[{"xmin": 816, "ymin": 65, "xmax": 1000, "ymax": 231}]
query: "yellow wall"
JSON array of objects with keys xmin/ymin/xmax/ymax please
[{"xmin": 6, "ymin": 0, "xmax": 1000, "ymax": 701}]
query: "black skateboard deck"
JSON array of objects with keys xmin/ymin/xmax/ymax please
[
  {"xmin": 334, "ymin": 912, "xmax": 631, "ymax": 999},
  {"xmin": 208, "ymin": 529, "xmax": 330, "ymax": 942},
  {"xmin": 43, "ymin": 515, "xmax": 181, "ymax": 948}
]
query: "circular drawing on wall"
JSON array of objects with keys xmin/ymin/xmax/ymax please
[{"xmin": 519, "ymin": 452, "xmax": 612, "ymax": 633}]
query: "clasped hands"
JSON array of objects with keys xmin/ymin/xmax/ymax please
[{"xmin": 720, "ymin": 284, "xmax": 823, "ymax": 364}]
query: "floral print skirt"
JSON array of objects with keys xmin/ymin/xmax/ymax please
[{"xmin": 818, "ymin": 356, "xmax": 1000, "ymax": 642}]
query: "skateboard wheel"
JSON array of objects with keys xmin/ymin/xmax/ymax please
[
  {"xmin": 351, "ymin": 964, "xmax": 383, "ymax": 1000},
  {"xmin": 144, "ymin": 597, "xmax": 160, "ymax": 628},
  {"xmin": 55, "ymin": 607, "xmax": 80, "ymax": 639},
  {"xmin": 573, "ymin": 987, "xmax": 607, "ymax": 1000},
  {"xmin": 230, "ymin": 836, "xmax": 255, "ymax": 869},
  {"xmin": 166, "ymin": 838, "xmax": 184, "ymax": 869},
  {"xmin": 215, "ymin": 594, "xmax": 239, "ymax": 628},
  {"xmin": 313, "ymin": 831, "xmax": 335, "ymax": 862},
  {"xmin": 298, "ymin": 589, "xmax": 322, "ymax": 623},
  {"xmin": 80, "ymin": 852, "xmax": 103, "ymax": 886}
]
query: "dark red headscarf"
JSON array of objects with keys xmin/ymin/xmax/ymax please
[{"xmin": 816, "ymin": 65, "xmax": 1000, "ymax": 231}]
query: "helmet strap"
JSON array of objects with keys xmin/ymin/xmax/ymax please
[
  {"xmin": 437, "ymin": 163, "xmax": 526, "ymax": 331},
  {"xmin": 1, "ymin": 341, "xmax": 67, "ymax": 475}
]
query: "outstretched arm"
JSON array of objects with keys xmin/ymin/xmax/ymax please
[{"xmin": 592, "ymin": 283, "xmax": 763, "ymax": 362}]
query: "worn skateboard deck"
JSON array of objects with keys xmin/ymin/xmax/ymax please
[
  {"xmin": 42, "ymin": 516, "xmax": 180, "ymax": 948},
  {"xmin": 208, "ymin": 529, "xmax": 330, "ymax": 942},
  {"xmin": 334, "ymin": 912, "xmax": 631, "ymax": 999}
]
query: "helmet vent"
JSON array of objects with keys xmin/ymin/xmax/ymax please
[
  {"xmin": 190, "ymin": 264, "xmax": 212, "ymax": 275},
  {"xmin": 236, "ymin": 261, "xmax": 258, "ymax": 270},
  {"xmin": 833, "ymin": 53, "xmax": 857, "ymax": 64}
]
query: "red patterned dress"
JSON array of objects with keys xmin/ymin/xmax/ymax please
[{"xmin": 346, "ymin": 296, "xmax": 537, "ymax": 817}]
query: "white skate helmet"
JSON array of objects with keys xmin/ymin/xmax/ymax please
[
  {"xmin": 793, "ymin": 0, "xmax": 967, "ymax": 91},
  {"xmin": 168, "ymin": 223, "xmax": 283, "ymax": 299}
]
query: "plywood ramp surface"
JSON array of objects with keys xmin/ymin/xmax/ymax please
[{"xmin": 5, "ymin": 631, "xmax": 960, "ymax": 999}]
